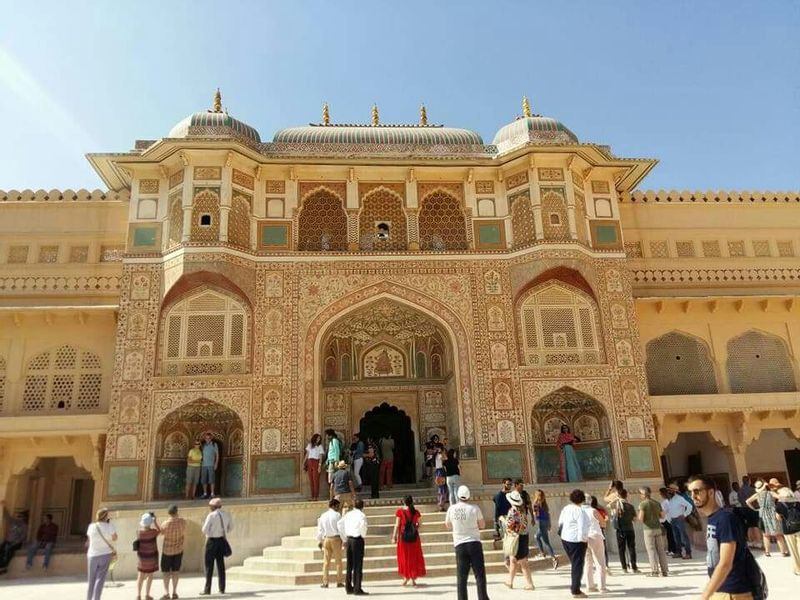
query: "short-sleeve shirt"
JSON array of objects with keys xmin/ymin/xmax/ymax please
[
  {"xmin": 86, "ymin": 521, "xmax": 117, "ymax": 557},
  {"xmin": 446, "ymin": 502, "xmax": 483, "ymax": 546},
  {"xmin": 160, "ymin": 516, "xmax": 186, "ymax": 555},
  {"xmin": 706, "ymin": 508, "xmax": 752, "ymax": 594},
  {"xmin": 638, "ymin": 498, "xmax": 662, "ymax": 530},
  {"xmin": 380, "ymin": 438, "xmax": 395, "ymax": 461},
  {"xmin": 201, "ymin": 442, "xmax": 218, "ymax": 467},
  {"xmin": 615, "ymin": 502, "xmax": 636, "ymax": 531},
  {"xmin": 187, "ymin": 448, "xmax": 202, "ymax": 467},
  {"xmin": 333, "ymin": 469, "xmax": 353, "ymax": 494},
  {"xmin": 306, "ymin": 444, "xmax": 325, "ymax": 460}
]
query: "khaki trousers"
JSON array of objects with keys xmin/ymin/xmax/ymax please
[
  {"xmin": 785, "ymin": 532, "xmax": 800, "ymax": 575},
  {"xmin": 643, "ymin": 528, "xmax": 669, "ymax": 575},
  {"xmin": 322, "ymin": 537, "xmax": 343, "ymax": 585}
]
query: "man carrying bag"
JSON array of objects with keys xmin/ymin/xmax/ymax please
[{"xmin": 200, "ymin": 498, "xmax": 233, "ymax": 596}]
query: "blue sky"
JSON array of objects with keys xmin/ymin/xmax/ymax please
[{"xmin": 1, "ymin": 1, "xmax": 798, "ymax": 191}]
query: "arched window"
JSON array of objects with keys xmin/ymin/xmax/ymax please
[
  {"xmin": 359, "ymin": 189, "xmax": 407, "ymax": 251},
  {"xmin": 645, "ymin": 332, "xmax": 718, "ymax": 395},
  {"xmin": 517, "ymin": 282, "xmax": 603, "ymax": 365},
  {"xmin": 727, "ymin": 331, "xmax": 796, "ymax": 393},
  {"xmin": 418, "ymin": 191, "xmax": 468, "ymax": 251},
  {"xmin": 298, "ymin": 189, "xmax": 348, "ymax": 251},
  {"xmin": 22, "ymin": 345, "xmax": 102, "ymax": 412},
  {"xmin": 191, "ymin": 188, "xmax": 220, "ymax": 243},
  {"xmin": 167, "ymin": 195, "xmax": 183, "ymax": 248},
  {"xmin": 161, "ymin": 288, "xmax": 249, "ymax": 376}
]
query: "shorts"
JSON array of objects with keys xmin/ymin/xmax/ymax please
[
  {"xmin": 186, "ymin": 466, "xmax": 201, "ymax": 487},
  {"xmin": 200, "ymin": 466, "xmax": 215, "ymax": 485},
  {"xmin": 160, "ymin": 552, "xmax": 183, "ymax": 572}
]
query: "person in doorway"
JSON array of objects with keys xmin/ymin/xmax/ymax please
[
  {"xmin": 331, "ymin": 460, "xmax": 357, "ymax": 505},
  {"xmin": 392, "ymin": 495, "xmax": 426, "ymax": 586},
  {"xmin": 688, "ymin": 474, "xmax": 757, "ymax": 600},
  {"xmin": 136, "ymin": 512, "xmax": 161, "ymax": 600},
  {"xmin": 25, "ymin": 513, "xmax": 58, "ymax": 571},
  {"xmin": 613, "ymin": 489, "xmax": 639, "ymax": 573},
  {"xmin": 305, "ymin": 433, "xmax": 324, "ymax": 501},
  {"xmin": 200, "ymin": 497, "xmax": 233, "ymax": 596},
  {"xmin": 638, "ymin": 486, "xmax": 668, "ymax": 577},
  {"xmin": 557, "ymin": 489, "xmax": 590, "ymax": 599},
  {"xmin": 159, "ymin": 504, "xmax": 186, "ymax": 600},
  {"xmin": 729, "ymin": 482, "xmax": 742, "ymax": 507},
  {"xmin": 445, "ymin": 485, "xmax": 490, "ymax": 600},
  {"xmin": 665, "ymin": 485, "xmax": 694, "ymax": 559},
  {"xmin": 0, "ymin": 501, "xmax": 27, "ymax": 574},
  {"xmin": 338, "ymin": 498, "xmax": 368, "ymax": 595},
  {"xmin": 582, "ymin": 495, "xmax": 607, "ymax": 593},
  {"xmin": 444, "ymin": 448, "xmax": 461, "ymax": 507},
  {"xmin": 363, "ymin": 440, "xmax": 381, "ymax": 499},
  {"xmin": 493, "ymin": 478, "xmax": 513, "ymax": 543},
  {"xmin": 317, "ymin": 498, "xmax": 344, "ymax": 588},
  {"xmin": 433, "ymin": 445, "xmax": 448, "ymax": 511},
  {"xmin": 200, "ymin": 432, "xmax": 219, "ymax": 499},
  {"xmin": 324, "ymin": 429, "xmax": 343, "ymax": 491},
  {"xmin": 350, "ymin": 433, "xmax": 365, "ymax": 491},
  {"xmin": 378, "ymin": 433, "xmax": 395, "ymax": 490},
  {"xmin": 423, "ymin": 434, "xmax": 443, "ymax": 481},
  {"xmin": 532, "ymin": 489, "xmax": 558, "ymax": 569},
  {"xmin": 746, "ymin": 478, "xmax": 789, "ymax": 556},
  {"xmin": 504, "ymin": 489, "xmax": 534, "ymax": 590},
  {"xmin": 85, "ymin": 507, "xmax": 117, "ymax": 600},
  {"xmin": 184, "ymin": 440, "xmax": 202, "ymax": 500},
  {"xmin": 556, "ymin": 424, "xmax": 582, "ymax": 482},
  {"xmin": 658, "ymin": 487, "xmax": 679, "ymax": 556}
]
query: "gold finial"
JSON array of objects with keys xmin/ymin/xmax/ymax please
[
  {"xmin": 213, "ymin": 88, "xmax": 222, "ymax": 113},
  {"xmin": 522, "ymin": 95, "xmax": 532, "ymax": 118},
  {"xmin": 371, "ymin": 104, "xmax": 379, "ymax": 126},
  {"xmin": 322, "ymin": 102, "xmax": 330, "ymax": 125},
  {"xmin": 419, "ymin": 103, "xmax": 428, "ymax": 126}
]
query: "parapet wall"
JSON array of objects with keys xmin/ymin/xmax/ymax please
[
  {"xmin": 622, "ymin": 190, "xmax": 800, "ymax": 203},
  {"xmin": 0, "ymin": 189, "xmax": 130, "ymax": 202}
]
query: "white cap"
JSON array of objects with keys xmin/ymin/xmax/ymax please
[
  {"xmin": 139, "ymin": 513, "xmax": 154, "ymax": 527},
  {"xmin": 457, "ymin": 485, "xmax": 471, "ymax": 500},
  {"xmin": 506, "ymin": 490, "xmax": 523, "ymax": 506}
]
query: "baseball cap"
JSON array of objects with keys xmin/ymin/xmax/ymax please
[{"xmin": 457, "ymin": 485, "xmax": 471, "ymax": 500}]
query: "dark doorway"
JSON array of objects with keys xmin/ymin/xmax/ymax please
[
  {"xmin": 785, "ymin": 449, "xmax": 800, "ymax": 487},
  {"xmin": 359, "ymin": 403, "xmax": 416, "ymax": 485}
]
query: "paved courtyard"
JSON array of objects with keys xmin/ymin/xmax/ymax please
[{"xmin": 3, "ymin": 552, "xmax": 795, "ymax": 599}]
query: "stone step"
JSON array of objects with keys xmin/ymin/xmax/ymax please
[
  {"xmin": 298, "ymin": 518, "xmax": 450, "ymax": 537},
  {"xmin": 263, "ymin": 538, "xmax": 501, "ymax": 560},
  {"xmin": 229, "ymin": 555, "xmax": 555, "ymax": 586},
  {"xmin": 281, "ymin": 529, "xmax": 495, "ymax": 548}
]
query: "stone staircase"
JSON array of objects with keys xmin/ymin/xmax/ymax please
[{"xmin": 228, "ymin": 500, "xmax": 553, "ymax": 585}]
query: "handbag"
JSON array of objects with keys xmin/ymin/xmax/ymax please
[
  {"xmin": 94, "ymin": 522, "xmax": 118, "ymax": 561},
  {"xmin": 217, "ymin": 512, "xmax": 232, "ymax": 558},
  {"xmin": 502, "ymin": 531, "xmax": 520, "ymax": 558},
  {"xmin": 132, "ymin": 539, "xmax": 140, "ymax": 552}
]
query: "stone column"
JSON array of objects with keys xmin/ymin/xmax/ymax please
[
  {"xmin": 346, "ymin": 209, "xmax": 360, "ymax": 251},
  {"xmin": 529, "ymin": 171, "xmax": 544, "ymax": 240},
  {"xmin": 220, "ymin": 164, "xmax": 232, "ymax": 243},
  {"xmin": 406, "ymin": 209, "xmax": 420, "ymax": 251},
  {"xmin": 181, "ymin": 165, "xmax": 193, "ymax": 243}
]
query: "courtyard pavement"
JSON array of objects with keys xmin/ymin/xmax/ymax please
[{"xmin": 2, "ymin": 551, "xmax": 795, "ymax": 599}]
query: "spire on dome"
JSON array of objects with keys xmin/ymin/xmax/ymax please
[
  {"xmin": 322, "ymin": 102, "xmax": 330, "ymax": 125},
  {"xmin": 419, "ymin": 103, "xmax": 428, "ymax": 126},
  {"xmin": 213, "ymin": 88, "xmax": 222, "ymax": 113},
  {"xmin": 522, "ymin": 95, "xmax": 532, "ymax": 118},
  {"xmin": 371, "ymin": 104, "xmax": 380, "ymax": 126}
]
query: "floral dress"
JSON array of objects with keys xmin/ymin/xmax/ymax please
[
  {"xmin": 756, "ymin": 489, "xmax": 780, "ymax": 535},
  {"xmin": 506, "ymin": 507, "xmax": 530, "ymax": 560}
]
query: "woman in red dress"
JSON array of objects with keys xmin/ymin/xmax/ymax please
[{"xmin": 392, "ymin": 495, "xmax": 427, "ymax": 585}]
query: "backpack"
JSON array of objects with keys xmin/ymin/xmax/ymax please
[
  {"xmin": 778, "ymin": 501, "xmax": 800, "ymax": 535},
  {"xmin": 744, "ymin": 547, "xmax": 768, "ymax": 600},
  {"xmin": 401, "ymin": 511, "xmax": 418, "ymax": 543}
]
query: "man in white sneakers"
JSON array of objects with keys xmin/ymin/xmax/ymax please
[{"xmin": 445, "ymin": 485, "xmax": 490, "ymax": 600}]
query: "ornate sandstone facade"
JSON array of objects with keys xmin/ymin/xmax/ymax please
[{"xmin": 1, "ymin": 95, "xmax": 798, "ymax": 536}]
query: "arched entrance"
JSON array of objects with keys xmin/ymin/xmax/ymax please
[
  {"xmin": 154, "ymin": 399, "xmax": 244, "ymax": 499},
  {"xmin": 359, "ymin": 403, "xmax": 416, "ymax": 484},
  {"xmin": 530, "ymin": 386, "xmax": 614, "ymax": 483},
  {"xmin": 317, "ymin": 297, "xmax": 461, "ymax": 478}
]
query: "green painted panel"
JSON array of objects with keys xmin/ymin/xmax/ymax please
[
  {"xmin": 156, "ymin": 464, "xmax": 185, "ymax": 497},
  {"xmin": 107, "ymin": 465, "xmax": 140, "ymax": 497},
  {"xmin": 261, "ymin": 225, "xmax": 288, "ymax": 247},
  {"xmin": 225, "ymin": 460, "xmax": 243, "ymax": 497},
  {"xmin": 133, "ymin": 226, "xmax": 157, "ymax": 247},
  {"xmin": 627, "ymin": 445, "xmax": 655, "ymax": 473},
  {"xmin": 534, "ymin": 447, "xmax": 561, "ymax": 483},
  {"xmin": 478, "ymin": 223, "xmax": 501, "ymax": 245},
  {"xmin": 485, "ymin": 449, "xmax": 523, "ymax": 481},
  {"xmin": 255, "ymin": 456, "xmax": 296, "ymax": 490},
  {"xmin": 576, "ymin": 444, "xmax": 614, "ymax": 479},
  {"xmin": 595, "ymin": 224, "xmax": 618, "ymax": 244}
]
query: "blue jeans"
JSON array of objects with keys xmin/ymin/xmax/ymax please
[
  {"xmin": 27, "ymin": 541, "xmax": 54, "ymax": 568},
  {"xmin": 671, "ymin": 516, "xmax": 692, "ymax": 556},
  {"xmin": 535, "ymin": 521, "xmax": 555, "ymax": 558},
  {"xmin": 446, "ymin": 475, "xmax": 461, "ymax": 506}
]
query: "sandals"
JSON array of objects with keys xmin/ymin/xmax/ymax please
[{"xmin": 503, "ymin": 582, "xmax": 513, "ymax": 589}]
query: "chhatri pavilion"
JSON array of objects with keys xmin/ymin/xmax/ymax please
[{"xmin": 0, "ymin": 92, "xmax": 798, "ymax": 576}]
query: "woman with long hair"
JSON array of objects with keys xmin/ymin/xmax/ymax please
[
  {"xmin": 392, "ymin": 495, "xmax": 426, "ymax": 586},
  {"xmin": 135, "ymin": 512, "xmax": 160, "ymax": 600},
  {"xmin": 305, "ymin": 433, "xmax": 324, "ymax": 500},
  {"xmin": 324, "ymin": 429, "xmax": 342, "ymax": 496},
  {"xmin": 556, "ymin": 424, "xmax": 582, "ymax": 482},
  {"xmin": 433, "ymin": 446, "xmax": 448, "ymax": 511},
  {"xmin": 590, "ymin": 495, "xmax": 611, "ymax": 571},
  {"xmin": 533, "ymin": 489, "xmax": 558, "ymax": 569},
  {"xmin": 443, "ymin": 448, "xmax": 461, "ymax": 507},
  {"xmin": 86, "ymin": 507, "xmax": 117, "ymax": 600},
  {"xmin": 504, "ymin": 490, "xmax": 535, "ymax": 590},
  {"xmin": 582, "ymin": 496, "xmax": 607, "ymax": 592}
]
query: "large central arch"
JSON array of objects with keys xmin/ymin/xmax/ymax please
[{"xmin": 303, "ymin": 283, "xmax": 477, "ymax": 452}]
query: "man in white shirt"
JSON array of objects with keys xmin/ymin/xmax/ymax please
[
  {"xmin": 338, "ymin": 498, "xmax": 368, "ymax": 595},
  {"xmin": 658, "ymin": 487, "xmax": 678, "ymax": 557},
  {"xmin": 729, "ymin": 482, "xmax": 742, "ymax": 507},
  {"xmin": 317, "ymin": 498, "xmax": 344, "ymax": 588},
  {"xmin": 200, "ymin": 497, "xmax": 233, "ymax": 596},
  {"xmin": 558, "ymin": 489, "xmax": 590, "ymax": 598},
  {"xmin": 665, "ymin": 486, "xmax": 693, "ymax": 559},
  {"xmin": 445, "ymin": 485, "xmax": 489, "ymax": 600}
]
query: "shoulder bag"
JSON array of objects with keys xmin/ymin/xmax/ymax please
[
  {"xmin": 94, "ymin": 523, "xmax": 119, "ymax": 570},
  {"xmin": 501, "ymin": 515, "xmax": 520, "ymax": 558},
  {"xmin": 217, "ymin": 512, "xmax": 233, "ymax": 558}
]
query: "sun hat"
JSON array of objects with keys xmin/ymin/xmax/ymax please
[
  {"xmin": 754, "ymin": 480, "xmax": 765, "ymax": 491},
  {"xmin": 209, "ymin": 497, "xmax": 223, "ymax": 507},
  {"xmin": 506, "ymin": 490, "xmax": 523, "ymax": 506},
  {"xmin": 337, "ymin": 460, "xmax": 347, "ymax": 469},
  {"xmin": 457, "ymin": 485, "xmax": 471, "ymax": 500},
  {"xmin": 96, "ymin": 507, "xmax": 110, "ymax": 521},
  {"xmin": 768, "ymin": 478, "xmax": 781, "ymax": 487},
  {"xmin": 140, "ymin": 512, "xmax": 154, "ymax": 528}
]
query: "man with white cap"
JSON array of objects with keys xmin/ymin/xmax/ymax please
[
  {"xmin": 445, "ymin": 485, "xmax": 490, "ymax": 600},
  {"xmin": 200, "ymin": 497, "xmax": 233, "ymax": 596}
]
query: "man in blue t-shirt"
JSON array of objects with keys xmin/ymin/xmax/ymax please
[
  {"xmin": 200, "ymin": 432, "xmax": 219, "ymax": 499},
  {"xmin": 687, "ymin": 475, "xmax": 755, "ymax": 600}
]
